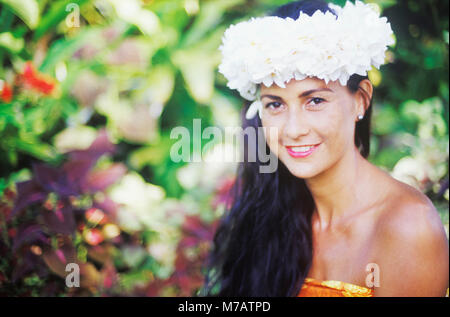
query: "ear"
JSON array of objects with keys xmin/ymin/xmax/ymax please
[{"xmin": 355, "ymin": 79, "xmax": 373, "ymax": 119}]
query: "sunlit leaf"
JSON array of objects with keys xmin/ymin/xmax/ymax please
[
  {"xmin": 179, "ymin": 0, "xmax": 244, "ymax": 48},
  {"xmin": 14, "ymin": 138, "xmax": 57, "ymax": 161},
  {"xmin": 146, "ymin": 64, "xmax": 175, "ymax": 105},
  {"xmin": 108, "ymin": 0, "xmax": 160, "ymax": 36},
  {"xmin": 368, "ymin": 66, "xmax": 382, "ymax": 87},
  {"xmin": 172, "ymin": 49, "xmax": 219, "ymax": 103},
  {"xmin": 53, "ymin": 125, "xmax": 98, "ymax": 153},
  {"xmin": 0, "ymin": 0, "xmax": 40, "ymax": 29},
  {"xmin": 0, "ymin": 32, "xmax": 24, "ymax": 52}
]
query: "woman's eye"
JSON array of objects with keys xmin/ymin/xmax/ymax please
[
  {"xmin": 265, "ymin": 101, "xmax": 283, "ymax": 109},
  {"xmin": 309, "ymin": 97, "xmax": 325, "ymax": 105}
]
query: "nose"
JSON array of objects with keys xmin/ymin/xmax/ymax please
[{"xmin": 283, "ymin": 107, "xmax": 310, "ymax": 140}]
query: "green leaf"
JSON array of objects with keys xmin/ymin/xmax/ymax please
[
  {"xmin": 146, "ymin": 64, "xmax": 175, "ymax": 104},
  {"xmin": 119, "ymin": 269, "xmax": 153, "ymax": 292},
  {"xmin": 171, "ymin": 47, "xmax": 220, "ymax": 103},
  {"xmin": 149, "ymin": 0, "xmax": 189, "ymax": 34},
  {"xmin": 179, "ymin": 0, "xmax": 244, "ymax": 49},
  {"xmin": 39, "ymin": 28, "xmax": 100, "ymax": 72},
  {"xmin": 129, "ymin": 143, "xmax": 172, "ymax": 170},
  {"xmin": 0, "ymin": 178, "xmax": 6, "ymax": 197},
  {"xmin": 0, "ymin": 32, "xmax": 24, "ymax": 52},
  {"xmin": 14, "ymin": 138, "xmax": 57, "ymax": 161},
  {"xmin": 34, "ymin": 0, "xmax": 90, "ymax": 40},
  {"xmin": 366, "ymin": 0, "xmax": 397, "ymax": 10},
  {"xmin": 0, "ymin": 0, "xmax": 40, "ymax": 29},
  {"xmin": 374, "ymin": 146, "xmax": 409, "ymax": 170},
  {"xmin": 373, "ymin": 105, "xmax": 399, "ymax": 135},
  {"xmin": 109, "ymin": 0, "xmax": 160, "ymax": 36}
]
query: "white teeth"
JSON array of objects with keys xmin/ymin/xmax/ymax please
[{"xmin": 291, "ymin": 145, "xmax": 315, "ymax": 152}]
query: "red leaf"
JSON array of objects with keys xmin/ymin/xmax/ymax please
[
  {"xmin": 41, "ymin": 203, "xmax": 76, "ymax": 234},
  {"xmin": 67, "ymin": 129, "xmax": 115, "ymax": 163},
  {"xmin": 12, "ymin": 225, "xmax": 47, "ymax": 252},
  {"xmin": 62, "ymin": 159, "xmax": 96, "ymax": 191},
  {"xmin": 33, "ymin": 162, "xmax": 79, "ymax": 196},
  {"xmin": 42, "ymin": 242, "xmax": 77, "ymax": 277},
  {"xmin": 82, "ymin": 163, "xmax": 127, "ymax": 193},
  {"xmin": 10, "ymin": 180, "xmax": 47, "ymax": 219},
  {"xmin": 93, "ymin": 196, "xmax": 118, "ymax": 218}
]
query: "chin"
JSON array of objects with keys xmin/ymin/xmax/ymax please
[{"xmin": 281, "ymin": 158, "xmax": 321, "ymax": 179}]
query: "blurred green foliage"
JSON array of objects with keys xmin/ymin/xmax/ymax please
[{"xmin": 0, "ymin": 0, "xmax": 448, "ymax": 296}]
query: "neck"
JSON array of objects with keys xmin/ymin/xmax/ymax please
[{"xmin": 305, "ymin": 145, "xmax": 371, "ymax": 230}]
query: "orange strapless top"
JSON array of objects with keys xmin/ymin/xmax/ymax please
[
  {"xmin": 298, "ymin": 278, "xmax": 450, "ymax": 297},
  {"xmin": 297, "ymin": 278, "xmax": 374, "ymax": 297}
]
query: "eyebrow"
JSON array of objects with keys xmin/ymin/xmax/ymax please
[{"xmin": 261, "ymin": 88, "xmax": 333, "ymax": 100}]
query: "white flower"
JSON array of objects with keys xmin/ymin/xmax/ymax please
[{"xmin": 218, "ymin": 0, "xmax": 395, "ymax": 118}]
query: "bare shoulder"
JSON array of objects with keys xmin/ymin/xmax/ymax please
[
  {"xmin": 371, "ymin": 176, "xmax": 449, "ymax": 296},
  {"xmin": 376, "ymin": 178, "xmax": 446, "ymax": 240}
]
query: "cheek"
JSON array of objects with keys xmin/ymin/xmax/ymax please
[
  {"xmin": 261, "ymin": 117, "xmax": 283, "ymax": 155},
  {"xmin": 320, "ymin": 104, "xmax": 355, "ymax": 151}
]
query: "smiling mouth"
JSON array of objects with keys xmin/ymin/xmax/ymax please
[{"xmin": 285, "ymin": 143, "xmax": 321, "ymax": 158}]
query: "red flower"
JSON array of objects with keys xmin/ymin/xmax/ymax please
[
  {"xmin": 0, "ymin": 81, "xmax": 13, "ymax": 102},
  {"xmin": 85, "ymin": 207, "xmax": 108, "ymax": 225},
  {"xmin": 84, "ymin": 228, "xmax": 104, "ymax": 246},
  {"xmin": 22, "ymin": 61, "xmax": 56, "ymax": 95}
]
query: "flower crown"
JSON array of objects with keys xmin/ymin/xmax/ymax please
[{"xmin": 218, "ymin": 1, "xmax": 395, "ymax": 119}]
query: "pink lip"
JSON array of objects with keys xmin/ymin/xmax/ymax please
[{"xmin": 286, "ymin": 144, "xmax": 320, "ymax": 158}]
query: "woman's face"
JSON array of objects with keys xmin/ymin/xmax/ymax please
[{"xmin": 260, "ymin": 77, "xmax": 363, "ymax": 179}]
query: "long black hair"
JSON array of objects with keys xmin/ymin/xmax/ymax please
[{"xmin": 201, "ymin": 0, "xmax": 373, "ymax": 297}]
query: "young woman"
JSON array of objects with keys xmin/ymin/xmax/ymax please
[{"xmin": 202, "ymin": 0, "xmax": 449, "ymax": 297}]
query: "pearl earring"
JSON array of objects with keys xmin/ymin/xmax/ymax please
[{"xmin": 357, "ymin": 114, "xmax": 364, "ymax": 121}]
